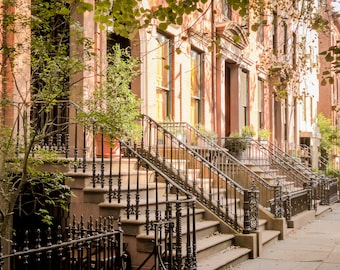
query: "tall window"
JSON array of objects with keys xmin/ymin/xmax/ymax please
[
  {"xmin": 190, "ymin": 49, "xmax": 203, "ymax": 126},
  {"xmin": 283, "ymin": 22, "xmax": 288, "ymax": 55},
  {"xmin": 258, "ymin": 78, "xmax": 264, "ymax": 128},
  {"xmin": 222, "ymin": 0, "xmax": 232, "ymax": 20},
  {"xmin": 156, "ymin": 32, "xmax": 172, "ymax": 121},
  {"xmin": 272, "ymin": 11, "xmax": 278, "ymax": 55},
  {"xmin": 292, "ymin": 33, "xmax": 297, "ymax": 69},
  {"xmin": 257, "ymin": 22, "xmax": 264, "ymax": 45},
  {"xmin": 241, "ymin": 70, "xmax": 249, "ymax": 127}
]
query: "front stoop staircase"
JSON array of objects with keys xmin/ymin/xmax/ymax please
[
  {"xmin": 64, "ymin": 116, "xmax": 286, "ymax": 269},
  {"xmin": 69, "ymin": 159, "xmax": 258, "ymax": 270},
  {"xmin": 67, "ymin": 156, "xmax": 280, "ymax": 270}
]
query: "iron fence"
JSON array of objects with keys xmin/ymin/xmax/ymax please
[{"xmin": 0, "ymin": 216, "xmax": 126, "ymax": 270}]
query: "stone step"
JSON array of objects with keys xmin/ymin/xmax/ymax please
[
  {"xmin": 261, "ymin": 229, "xmax": 281, "ymax": 250},
  {"xmin": 82, "ymin": 182, "xmax": 167, "ymax": 204},
  {"xmin": 195, "ymin": 233, "xmax": 235, "ymax": 261},
  {"xmin": 120, "ymin": 208, "xmax": 206, "ymax": 236},
  {"xmin": 196, "ymin": 245, "xmax": 251, "ymax": 270},
  {"xmin": 136, "ymin": 220, "xmax": 220, "ymax": 253}
]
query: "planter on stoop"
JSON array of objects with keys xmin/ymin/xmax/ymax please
[{"xmin": 78, "ymin": 45, "xmax": 142, "ymax": 154}]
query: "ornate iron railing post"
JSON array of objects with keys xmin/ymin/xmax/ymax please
[
  {"xmin": 274, "ymin": 183, "xmax": 283, "ymax": 218},
  {"xmin": 320, "ymin": 175, "xmax": 328, "ymax": 205},
  {"xmin": 284, "ymin": 194, "xmax": 291, "ymax": 221},
  {"xmin": 243, "ymin": 182, "xmax": 259, "ymax": 234}
]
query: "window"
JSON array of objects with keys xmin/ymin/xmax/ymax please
[
  {"xmin": 222, "ymin": 0, "xmax": 232, "ymax": 20},
  {"xmin": 283, "ymin": 22, "xmax": 288, "ymax": 55},
  {"xmin": 292, "ymin": 33, "xmax": 297, "ymax": 70},
  {"xmin": 258, "ymin": 78, "xmax": 264, "ymax": 128},
  {"xmin": 241, "ymin": 70, "xmax": 249, "ymax": 127},
  {"xmin": 272, "ymin": 11, "xmax": 278, "ymax": 55},
  {"xmin": 190, "ymin": 49, "xmax": 203, "ymax": 126},
  {"xmin": 257, "ymin": 22, "xmax": 264, "ymax": 45},
  {"xmin": 156, "ymin": 32, "xmax": 172, "ymax": 121}
]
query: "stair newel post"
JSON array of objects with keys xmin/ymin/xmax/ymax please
[
  {"xmin": 74, "ymin": 106, "xmax": 78, "ymax": 170},
  {"xmin": 135, "ymin": 157, "xmax": 140, "ymax": 220},
  {"xmin": 100, "ymin": 130, "xmax": 105, "ymax": 188},
  {"xmin": 117, "ymin": 146, "xmax": 122, "ymax": 203},
  {"xmin": 192, "ymin": 201, "xmax": 197, "ymax": 269},
  {"xmin": 243, "ymin": 189, "xmax": 251, "ymax": 234},
  {"xmin": 145, "ymin": 164, "xmax": 151, "ymax": 235},
  {"xmin": 216, "ymin": 172, "xmax": 221, "ymax": 215},
  {"xmin": 147, "ymin": 118, "xmax": 152, "ymax": 158},
  {"xmin": 166, "ymin": 219, "xmax": 174, "ymax": 270},
  {"xmin": 92, "ymin": 125, "xmax": 97, "ymax": 188},
  {"xmin": 243, "ymin": 182, "xmax": 259, "ymax": 234},
  {"xmin": 185, "ymin": 149, "xmax": 189, "ymax": 186},
  {"xmin": 175, "ymin": 201, "xmax": 182, "ymax": 270},
  {"xmin": 155, "ymin": 172, "xmax": 161, "ymax": 223},
  {"xmin": 199, "ymin": 158, "xmax": 204, "ymax": 202},
  {"xmin": 224, "ymin": 176, "xmax": 229, "ymax": 221},
  {"xmin": 108, "ymin": 140, "xmax": 114, "ymax": 203},
  {"xmin": 126, "ymin": 148, "xmax": 132, "ymax": 220},
  {"xmin": 82, "ymin": 124, "xmax": 87, "ymax": 173},
  {"xmin": 233, "ymin": 186, "xmax": 238, "ymax": 229},
  {"xmin": 274, "ymin": 183, "xmax": 283, "ymax": 218},
  {"xmin": 284, "ymin": 194, "xmax": 291, "ymax": 221},
  {"xmin": 153, "ymin": 222, "xmax": 161, "ymax": 270},
  {"xmin": 184, "ymin": 200, "xmax": 196, "ymax": 270},
  {"xmin": 208, "ymin": 165, "xmax": 212, "ymax": 208}
]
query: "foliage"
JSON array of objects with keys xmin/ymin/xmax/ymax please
[
  {"xmin": 195, "ymin": 123, "xmax": 217, "ymax": 143},
  {"xmin": 0, "ymin": 0, "xmax": 89, "ymax": 237},
  {"xmin": 224, "ymin": 132, "xmax": 249, "ymax": 154},
  {"xmin": 317, "ymin": 113, "xmax": 340, "ymax": 160},
  {"xmin": 324, "ymin": 167, "xmax": 340, "ymax": 178},
  {"xmin": 77, "ymin": 0, "xmax": 209, "ymax": 38},
  {"xmin": 258, "ymin": 128, "xmax": 271, "ymax": 140},
  {"xmin": 79, "ymin": 44, "xmax": 142, "ymax": 140},
  {"xmin": 242, "ymin": 125, "xmax": 255, "ymax": 137}
]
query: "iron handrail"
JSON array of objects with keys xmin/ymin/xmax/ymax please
[
  {"xmin": 265, "ymin": 140, "xmax": 318, "ymax": 182},
  {"xmin": 139, "ymin": 115, "xmax": 259, "ymax": 233},
  {"xmin": 160, "ymin": 122, "xmax": 280, "ymax": 207},
  {"xmin": 248, "ymin": 139, "xmax": 312, "ymax": 186}
]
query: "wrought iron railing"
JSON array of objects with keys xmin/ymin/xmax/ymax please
[
  {"xmin": 138, "ymin": 116, "xmax": 259, "ymax": 233},
  {"xmin": 159, "ymin": 122, "xmax": 281, "ymax": 214},
  {"xmin": 0, "ymin": 216, "xmax": 125, "ymax": 270},
  {"xmin": 157, "ymin": 121, "xmax": 315, "ymax": 220},
  {"xmin": 24, "ymin": 101, "xmax": 200, "ymax": 269},
  {"xmin": 246, "ymin": 139, "xmax": 310, "ymax": 187},
  {"xmin": 264, "ymin": 141, "xmax": 338, "ymax": 204},
  {"xmin": 117, "ymin": 139, "xmax": 198, "ymax": 269},
  {"xmin": 269, "ymin": 188, "xmax": 313, "ymax": 220}
]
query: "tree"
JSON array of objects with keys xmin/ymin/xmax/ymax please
[
  {"xmin": 318, "ymin": 113, "xmax": 340, "ymax": 161},
  {"xmin": 0, "ymin": 0, "xmax": 91, "ymax": 241},
  {"xmin": 0, "ymin": 0, "xmax": 217, "ymax": 244}
]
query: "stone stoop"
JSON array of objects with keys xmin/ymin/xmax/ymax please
[
  {"xmin": 65, "ymin": 156, "xmax": 281, "ymax": 270},
  {"xmin": 134, "ymin": 206, "xmax": 252, "ymax": 270},
  {"xmin": 255, "ymin": 218, "xmax": 281, "ymax": 256}
]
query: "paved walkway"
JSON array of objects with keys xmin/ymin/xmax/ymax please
[{"xmin": 235, "ymin": 202, "xmax": 340, "ymax": 270}]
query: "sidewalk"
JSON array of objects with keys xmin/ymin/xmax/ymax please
[{"xmin": 235, "ymin": 202, "xmax": 340, "ymax": 270}]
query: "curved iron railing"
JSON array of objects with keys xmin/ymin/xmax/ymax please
[
  {"xmin": 138, "ymin": 116, "xmax": 259, "ymax": 234},
  {"xmin": 158, "ymin": 121, "xmax": 315, "ymax": 219},
  {"xmin": 29, "ymin": 101, "xmax": 198, "ymax": 269},
  {"xmin": 240, "ymin": 139, "xmax": 313, "ymax": 192},
  {"xmin": 160, "ymin": 122, "xmax": 278, "ymax": 210}
]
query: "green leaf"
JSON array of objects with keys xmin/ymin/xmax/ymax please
[{"xmin": 325, "ymin": 53, "xmax": 334, "ymax": 62}]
